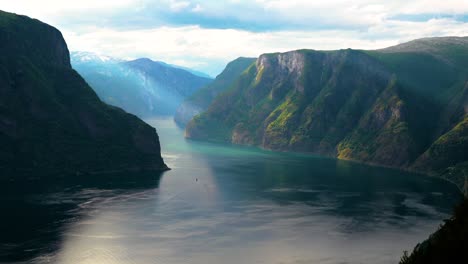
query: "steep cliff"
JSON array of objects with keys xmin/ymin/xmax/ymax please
[
  {"xmin": 0, "ymin": 10, "xmax": 168, "ymax": 175},
  {"xmin": 186, "ymin": 37, "xmax": 468, "ymax": 189},
  {"xmin": 174, "ymin": 57, "xmax": 255, "ymax": 126}
]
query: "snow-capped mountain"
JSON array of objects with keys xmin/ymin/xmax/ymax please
[{"xmin": 70, "ymin": 52, "xmax": 212, "ymax": 117}]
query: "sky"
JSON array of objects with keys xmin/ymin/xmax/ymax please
[{"xmin": 1, "ymin": 0, "xmax": 468, "ymax": 77}]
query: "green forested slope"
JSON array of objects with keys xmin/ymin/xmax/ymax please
[{"xmin": 186, "ymin": 37, "xmax": 468, "ymax": 189}]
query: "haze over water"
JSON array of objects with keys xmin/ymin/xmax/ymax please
[{"xmin": 3, "ymin": 118, "xmax": 461, "ymax": 264}]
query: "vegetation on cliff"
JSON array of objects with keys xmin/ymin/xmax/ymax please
[
  {"xmin": 186, "ymin": 37, "xmax": 468, "ymax": 189},
  {"xmin": 0, "ymin": 10, "xmax": 168, "ymax": 176},
  {"xmin": 400, "ymin": 198, "xmax": 468, "ymax": 264}
]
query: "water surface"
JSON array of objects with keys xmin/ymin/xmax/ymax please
[{"xmin": 1, "ymin": 118, "xmax": 462, "ymax": 264}]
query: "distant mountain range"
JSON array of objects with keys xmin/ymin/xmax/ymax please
[
  {"xmin": 156, "ymin": 61, "xmax": 212, "ymax": 79},
  {"xmin": 71, "ymin": 52, "xmax": 212, "ymax": 118},
  {"xmin": 185, "ymin": 37, "xmax": 468, "ymax": 191},
  {"xmin": 0, "ymin": 10, "xmax": 168, "ymax": 175}
]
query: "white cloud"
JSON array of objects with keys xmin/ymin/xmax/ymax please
[
  {"xmin": 5, "ymin": 0, "xmax": 467, "ymax": 32},
  {"xmin": 2, "ymin": 0, "xmax": 467, "ymax": 75},
  {"xmin": 0, "ymin": 0, "xmax": 139, "ymax": 15},
  {"xmin": 168, "ymin": 0, "xmax": 191, "ymax": 11},
  {"xmin": 255, "ymin": 0, "xmax": 468, "ymax": 15},
  {"xmin": 397, "ymin": 0, "xmax": 468, "ymax": 14},
  {"xmin": 62, "ymin": 17, "xmax": 468, "ymax": 76},
  {"xmin": 250, "ymin": 0, "xmax": 468, "ymax": 29},
  {"xmin": 192, "ymin": 3, "xmax": 203, "ymax": 12}
]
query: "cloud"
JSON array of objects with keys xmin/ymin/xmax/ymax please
[
  {"xmin": 169, "ymin": 0, "xmax": 191, "ymax": 11},
  {"xmin": 1, "ymin": 0, "xmax": 467, "ymax": 75},
  {"xmin": 0, "ymin": 0, "xmax": 139, "ymax": 16},
  {"xmin": 63, "ymin": 17, "xmax": 468, "ymax": 76},
  {"xmin": 4, "ymin": 0, "xmax": 467, "ymax": 32},
  {"xmin": 192, "ymin": 3, "xmax": 203, "ymax": 12}
]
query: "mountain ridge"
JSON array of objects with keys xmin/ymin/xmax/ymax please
[
  {"xmin": 71, "ymin": 52, "xmax": 212, "ymax": 118},
  {"xmin": 186, "ymin": 36, "xmax": 468, "ymax": 191},
  {"xmin": 124, "ymin": 58, "xmax": 212, "ymax": 97}
]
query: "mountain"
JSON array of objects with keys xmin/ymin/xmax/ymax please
[
  {"xmin": 174, "ymin": 57, "xmax": 256, "ymax": 126},
  {"xmin": 0, "ymin": 10, "xmax": 168, "ymax": 175},
  {"xmin": 186, "ymin": 37, "xmax": 468, "ymax": 190},
  {"xmin": 71, "ymin": 53, "xmax": 212, "ymax": 118},
  {"xmin": 400, "ymin": 197, "xmax": 468, "ymax": 264},
  {"xmin": 124, "ymin": 58, "xmax": 213, "ymax": 97},
  {"xmin": 158, "ymin": 61, "xmax": 212, "ymax": 79},
  {"xmin": 70, "ymin": 51, "xmax": 122, "ymax": 65}
]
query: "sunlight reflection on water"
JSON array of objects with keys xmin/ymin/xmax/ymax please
[{"xmin": 27, "ymin": 118, "xmax": 461, "ymax": 264}]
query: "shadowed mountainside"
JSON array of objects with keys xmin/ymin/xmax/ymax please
[
  {"xmin": 0, "ymin": 10, "xmax": 168, "ymax": 175},
  {"xmin": 400, "ymin": 198, "xmax": 468, "ymax": 264},
  {"xmin": 186, "ymin": 37, "xmax": 468, "ymax": 190}
]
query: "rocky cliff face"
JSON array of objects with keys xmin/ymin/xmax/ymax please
[
  {"xmin": 186, "ymin": 37, "xmax": 468, "ymax": 190},
  {"xmin": 0, "ymin": 12, "xmax": 70, "ymax": 68},
  {"xmin": 0, "ymin": 10, "xmax": 168, "ymax": 176}
]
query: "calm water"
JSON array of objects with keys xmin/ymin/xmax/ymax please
[{"xmin": 0, "ymin": 118, "xmax": 462, "ymax": 264}]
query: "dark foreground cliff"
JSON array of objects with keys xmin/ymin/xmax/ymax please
[
  {"xmin": 0, "ymin": 10, "xmax": 168, "ymax": 176},
  {"xmin": 186, "ymin": 37, "xmax": 468, "ymax": 191},
  {"xmin": 400, "ymin": 198, "xmax": 468, "ymax": 264}
]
